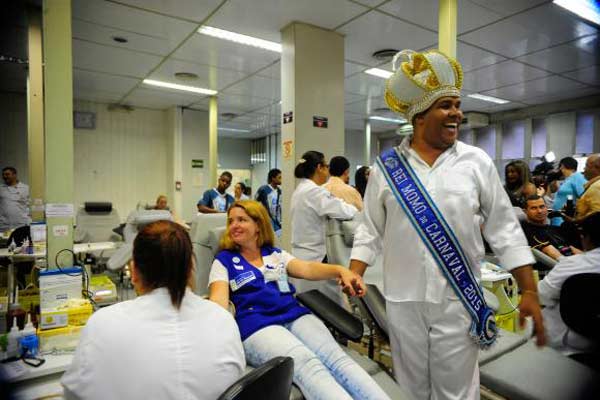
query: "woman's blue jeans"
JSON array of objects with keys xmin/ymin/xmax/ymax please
[{"xmin": 243, "ymin": 314, "xmax": 390, "ymax": 400}]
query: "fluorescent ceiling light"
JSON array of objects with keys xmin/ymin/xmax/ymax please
[
  {"xmin": 143, "ymin": 79, "xmax": 217, "ymax": 95},
  {"xmin": 364, "ymin": 68, "xmax": 393, "ymax": 79},
  {"xmin": 369, "ymin": 115, "xmax": 406, "ymax": 124},
  {"xmin": 219, "ymin": 127, "xmax": 251, "ymax": 133},
  {"xmin": 467, "ymin": 93, "xmax": 510, "ymax": 104},
  {"xmin": 553, "ymin": 0, "xmax": 600, "ymax": 26},
  {"xmin": 198, "ymin": 26, "xmax": 282, "ymax": 53},
  {"xmin": 543, "ymin": 151, "xmax": 556, "ymax": 163}
]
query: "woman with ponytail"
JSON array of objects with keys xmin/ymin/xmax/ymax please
[
  {"xmin": 290, "ymin": 151, "xmax": 358, "ymax": 297},
  {"xmin": 62, "ymin": 220, "xmax": 245, "ymax": 400}
]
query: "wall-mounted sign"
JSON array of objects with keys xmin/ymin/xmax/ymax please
[
  {"xmin": 313, "ymin": 116, "xmax": 328, "ymax": 128},
  {"xmin": 191, "ymin": 159, "xmax": 204, "ymax": 168},
  {"xmin": 283, "ymin": 111, "xmax": 293, "ymax": 124},
  {"xmin": 73, "ymin": 111, "xmax": 96, "ymax": 129},
  {"xmin": 283, "ymin": 140, "xmax": 293, "ymax": 160}
]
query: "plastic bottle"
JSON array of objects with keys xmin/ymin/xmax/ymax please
[
  {"xmin": 19, "ymin": 314, "xmax": 38, "ymax": 358},
  {"xmin": 7, "ymin": 317, "xmax": 20, "ymax": 358}
]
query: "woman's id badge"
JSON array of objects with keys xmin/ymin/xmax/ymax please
[{"xmin": 277, "ymin": 271, "xmax": 291, "ymax": 293}]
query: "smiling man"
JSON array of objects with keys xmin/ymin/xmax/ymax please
[{"xmin": 349, "ymin": 49, "xmax": 545, "ymax": 400}]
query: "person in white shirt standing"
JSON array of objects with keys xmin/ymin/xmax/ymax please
[
  {"xmin": 291, "ymin": 151, "xmax": 358, "ymax": 300},
  {"xmin": 349, "ymin": 49, "xmax": 545, "ymax": 400},
  {"xmin": 62, "ymin": 220, "xmax": 245, "ymax": 400},
  {"xmin": 0, "ymin": 167, "xmax": 31, "ymax": 233}
]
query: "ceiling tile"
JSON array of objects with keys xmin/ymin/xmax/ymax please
[
  {"xmin": 223, "ymin": 75, "xmax": 280, "ymax": 100},
  {"xmin": 338, "ymin": 10, "xmax": 437, "ymax": 66},
  {"xmin": 459, "ymin": 3, "xmax": 598, "ymax": 58},
  {"xmin": 73, "ymin": 69, "xmax": 139, "ymax": 97},
  {"xmin": 208, "ymin": 0, "xmax": 368, "ymax": 43},
  {"xmin": 72, "ymin": 0, "xmax": 196, "ymax": 44},
  {"xmin": 462, "ymin": 60, "xmax": 550, "ymax": 93},
  {"xmin": 346, "ymin": 96, "xmax": 388, "ymax": 115},
  {"xmin": 173, "ymin": 34, "xmax": 279, "ymax": 74},
  {"xmin": 72, "ymin": 19, "xmax": 179, "ymax": 56},
  {"xmin": 195, "ymin": 93, "xmax": 275, "ymax": 113},
  {"xmin": 467, "ymin": 0, "xmax": 548, "ymax": 17},
  {"xmin": 125, "ymin": 87, "xmax": 208, "ymax": 109},
  {"xmin": 345, "ymin": 61, "xmax": 368, "ymax": 77},
  {"xmin": 457, "ymin": 42, "xmax": 507, "ymax": 72},
  {"xmin": 515, "ymin": 38, "xmax": 600, "ymax": 73},
  {"xmin": 113, "ymin": 0, "xmax": 223, "ymax": 23},
  {"xmin": 564, "ymin": 65, "xmax": 600, "ymax": 86},
  {"xmin": 521, "ymin": 87, "xmax": 600, "ymax": 106},
  {"xmin": 379, "ymin": 0, "xmax": 503, "ymax": 34},
  {"xmin": 73, "ymin": 90, "xmax": 125, "ymax": 104},
  {"xmin": 345, "ymin": 92, "xmax": 366, "ymax": 104},
  {"xmin": 482, "ymin": 75, "xmax": 587, "ymax": 102},
  {"xmin": 256, "ymin": 61, "xmax": 281, "ymax": 80},
  {"xmin": 149, "ymin": 59, "xmax": 248, "ymax": 91},
  {"xmin": 344, "ymin": 71, "xmax": 387, "ymax": 97},
  {"xmin": 73, "ymin": 39, "xmax": 162, "ymax": 78}
]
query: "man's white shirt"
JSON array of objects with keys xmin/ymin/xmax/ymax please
[
  {"xmin": 0, "ymin": 182, "xmax": 31, "ymax": 232},
  {"xmin": 351, "ymin": 138, "xmax": 534, "ymax": 303}
]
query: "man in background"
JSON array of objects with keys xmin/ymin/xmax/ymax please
[
  {"xmin": 551, "ymin": 157, "xmax": 587, "ymax": 226},
  {"xmin": 255, "ymin": 168, "xmax": 282, "ymax": 236},
  {"xmin": 521, "ymin": 195, "xmax": 581, "ymax": 261},
  {"xmin": 324, "ymin": 156, "xmax": 363, "ymax": 211},
  {"xmin": 197, "ymin": 172, "xmax": 234, "ymax": 214},
  {"xmin": 0, "ymin": 167, "xmax": 31, "ymax": 233},
  {"xmin": 576, "ymin": 154, "xmax": 600, "ymax": 221}
]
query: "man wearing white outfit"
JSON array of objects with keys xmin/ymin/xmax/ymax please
[{"xmin": 349, "ymin": 49, "xmax": 546, "ymax": 400}]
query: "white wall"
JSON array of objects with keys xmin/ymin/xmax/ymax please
[
  {"xmin": 0, "ymin": 92, "xmax": 28, "ymax": 180},
  {"xmin": 344, "ymin": 128, "xmax": 378, "ymax": 186},
  {"xmin": 73, "ymin": 100, "xmax": 169, "ymax": 219}
]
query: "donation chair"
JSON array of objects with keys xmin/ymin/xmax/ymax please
[
  {"xmin": 325, "ymin": 216, "xmax": 600, "ymax": 400},
  {"xmin": 74, "ymin": 202, "xmax": 122, "ymax": 243},
  {"xmin": 204, "ymin": 226, "xmax": 410, "ymax": 400},
  {"xmin": 218, "ymin": 357, "xmax": 294, "ymax": 400},
  {"xmin": 560, "ymin": 273, "xmax": 600, "ymax": 370},
  {"xmin": 189, "ymin": 213, "xmax": 227, "ymax": 296}
]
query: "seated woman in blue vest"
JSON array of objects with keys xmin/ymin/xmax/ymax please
[{"xmin": 209, "ymin": 200, "xmax": 390, "ymax": 400}]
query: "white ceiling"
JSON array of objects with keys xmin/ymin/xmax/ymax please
[{"xmin": 5, "ymin": 0, "xmax": 600, "ymax": 139}]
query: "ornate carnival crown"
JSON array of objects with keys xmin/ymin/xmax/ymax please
[{"xmin": 385, "ymin": 49, "xmax": 463, "ymax": 124}]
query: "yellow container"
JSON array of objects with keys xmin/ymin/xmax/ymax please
[
  {"xmin": 37, "ymin": 325, "xmax": 83, "ymax": 353},
  {"xmin": 40, "ymin": 299, "xmax": 93, "ymax": 330}
]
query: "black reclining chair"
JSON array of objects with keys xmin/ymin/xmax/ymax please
[
  {"xmin": 560, "ymin": 273, "xmax": 600, "ymax": 371},
  {"xmin": 218, "ymin": 357, "xmax": 294, "ymax": 400}
]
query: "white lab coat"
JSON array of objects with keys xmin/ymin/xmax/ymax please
[
  {"xmin": 351, "ymin": 138, "xmax": 534, "ymax": 399},
  {"xmin": 538, "ymin": 247, "xmax": 600, "ymax": 354},
  {"xmin": 62, "ymin": 288, "xmax": 245, "ymax": 400},
  {"xmin": 290, "ymin": 178, "xmax": 357, "ymax": 296}
]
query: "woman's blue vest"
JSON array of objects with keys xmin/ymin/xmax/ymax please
[{"xmin": 215, "ymin": 246, "xmax": 310, "ymax": 341}]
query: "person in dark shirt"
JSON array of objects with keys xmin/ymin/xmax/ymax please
[{"xmin": 521, "ymin": 195, "xmax": 581, "ymax": 261}]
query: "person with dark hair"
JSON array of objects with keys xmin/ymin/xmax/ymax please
[
  {"xmin": 291, "ymin": 151, "xmax": 358, "ymax": 296},
  {"xmin": 539, "ymin": 212, "xmax": 600, "ymax": 353},
  {"xmin": 324, "ymin": 156, "xmax": 363, "ymax": 210},
  {"xmin": 197, "ymin": 171, "xmax": 235, "ymax": 214},
  {"xmin": 521, "ymin": 195, "xmax": 581, "ymax": 261},
  {"xmin": 62, "ymin": 220, "xmax": 245, "ymax": 400},
  {"xmin": 255, "ymin": 168, "xmax": 282, "ymax": 236},
  {"xmin": 551, "ymin": 157, "xmax": 587, "ymax": 226},
  {"xmin": 354, "ymin": 166, "xmax": 370, "ymax": 199},
  {"xmin": 234, "ymin": 182, "xmax": 249, "ymax": 201},
  {"xmin": 1, "ymin": 167, "xmax": 31, "ymax": 232},
  {"xmin": 209, "ymin": 200, "xmax": 389, "ymax": 399},
  {"xmin": 350, "ymin": 49, "xmax": 544, "ymax": 399},
  {"xmin": 504, "ymin": 160, "xmax": 536, "ymax": 208}
]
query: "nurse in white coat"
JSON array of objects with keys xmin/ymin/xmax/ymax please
[{"xmin": 291, "ymin": 150, "xmax": 358, "ymax": 299}]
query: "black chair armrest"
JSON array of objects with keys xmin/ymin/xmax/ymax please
[
  {"xmin": 360, "ymin": 284, "xmax": 389, "ymax": 340},
  {"xmin": 297, "ymin": 290, "xmax": 363, "ymax": 342}
]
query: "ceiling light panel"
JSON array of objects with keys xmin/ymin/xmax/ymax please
[
  {"xmin": 467, "ymin": 93, "xmax": 510, "ymax": 104},
  {"xmin": 143, "ymin": 79, "xmax": 217, "ymax": 95},
  {"xmin": 364, "ymin": 68, "xmax": 393, "ymax": 79},
  {"xmin": 198, "ymin": 26, "xmax": 282, "ymax": 52},
  {"xmin": 369, "ymin": 116, "xmax": 407, "ymax": 124}
]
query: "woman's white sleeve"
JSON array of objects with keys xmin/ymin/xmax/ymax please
[{"xmin": 208, "ymin": 259, "xmax": 230, "ymax": 284}]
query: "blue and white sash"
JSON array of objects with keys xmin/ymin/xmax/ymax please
[{"xmin": 377, "ymin": 148, "xmax": 497, "ymax": 348}]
